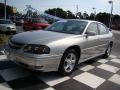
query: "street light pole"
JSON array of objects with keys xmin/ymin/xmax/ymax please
[
  {"xmin": 108, "ymin": 0, "xmax": 113, "ymax": 29},
  {"xmin": 55, "ymin": 10, "xmax": 56, "ymax": 16},
  {"xmin": 76, "ymin": 5, "xmax": 78, "ymax": 18},
  {"xmin": 92, "ymin": 8, "xmax": 96, "ymax": 20},
  {"xmin": 4, "ymin": 0, "xmax": 6, "ymax": 19}
]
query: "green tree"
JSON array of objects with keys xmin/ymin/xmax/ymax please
[
  {"xmin": 76, "ymin": 12, "xmax": 83, "ymax": 19},
  {"xmin": 45, "ymin": 8, "xmax": 75, "ymax": 19},
  {"xmin": 113, "ymin": 15, "xmax": 120, "ymax": 25},
  {"xmin": 55, "ymin": 8, "xmax": 67, "ymax": 18},
  {"xmin": 83, "ymin": 12, "xmax": 89, "ymax": 19},
  {"xmin": 96, "ymin": 12, "xmax": 110, "ymax": 26},
  {"xmin": 89, "ymin": 13, "xmax": 95, "ymax": 20},
  {"xmin": 0, "ymin": 3, "xmax": 5, "ymax": 18},
  {"xmin": 0, "ymin": 3, "xmax": 14, "ymax": 18},
  {"xmin": 66, "ymin": 10, "xmax": 76, "ymax": 19}
]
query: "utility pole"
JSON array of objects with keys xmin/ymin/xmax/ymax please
[
  {"xmin": 4, "ymin": 0, "xmax": 6, "ymax": 19},
  {"xmin": 108, "ymin": 0, "xmax": 113, "ymax": 29}
]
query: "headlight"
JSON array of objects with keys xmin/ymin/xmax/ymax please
[{"xmin": 23, "ymin": 44, "xmax": 50, "ymax": 54}]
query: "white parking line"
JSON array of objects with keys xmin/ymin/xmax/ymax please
[
  {"xmin": 111, "ymin": 59, "xmax": 120, "ymax": 64},
  {"xmin": 97, "ymin": 64, "xmax": 119, "ymax": 73},
  {"xmin": 73, "ymin": 72, "xmax": 106, "ymax": 88},
  {"xmin": 109, "ymin": 74, "xmax": 120, "ymax": 85}
]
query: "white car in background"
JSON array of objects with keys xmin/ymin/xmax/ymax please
[{"xmin": 0, "ymin": 19, "xmax": 16, "ymax": 34}]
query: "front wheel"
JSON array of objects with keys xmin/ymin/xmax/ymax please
[
  {"xmin": 103, "ymin": 44, "xmax": 112, "ymax": 58},
  {"xmin": 58, "ymin": 49, "xmax": 79, "ymax": 76}
]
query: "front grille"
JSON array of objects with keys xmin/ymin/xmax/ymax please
[{"xmin": 9, "ymin": 40, "xmax": 24, "ymax": 50}]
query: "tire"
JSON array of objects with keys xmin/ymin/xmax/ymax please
[
  {"xmin": 5, "ymin": 31, "xmax": 10, "ymax": 35},
  {"xmin": 10, "ymin": 31, "xmax": 16, "ymax": 35},
  {"xmin": 58, "ymin": 49, "xmax": 79, "ymax": 76},
  {"xmin": 32, "ymin": 27, "xmax": 36, "ymax": 30},
  {"xmin": 5, "ymin": 31, "xmax": 16, "ymax": 35},
  {"xmin": 103, "ymin": 44, "xmax": 112, "ymax": 58}
]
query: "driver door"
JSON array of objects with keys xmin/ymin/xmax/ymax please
[{"xmin": 81, "ymin": 22, "xmax": 100, "ymax": 61}]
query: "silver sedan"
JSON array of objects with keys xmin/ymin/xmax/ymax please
[
  {"xmin": 0, "ymin": 19, "xmax": 16, "ymax": 33},
  {"xmin": 4, "ymin": 19, "xmax": 114, "ymax": 75}
]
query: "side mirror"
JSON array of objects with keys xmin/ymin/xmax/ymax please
[{"xmin": 108, "ymin": 28, "xmax": 112, "ymax": 31}]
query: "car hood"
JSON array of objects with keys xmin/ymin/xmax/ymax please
[
  {"xmin": 0, "ymin": 24, "xmax": 15, "ymax": 28},
  {"xmin": 11, "ymin": 30, "xmax": 74, "ymax": 45}
]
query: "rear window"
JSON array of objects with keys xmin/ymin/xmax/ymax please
[{"xmin": 32, "ymin": 19, "xmax": 48, "ymax": 23}]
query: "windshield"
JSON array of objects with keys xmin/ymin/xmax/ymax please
[
  {"xmin": 0, "ymin": 20, "xmax": 13, "ymax": 24},
  {"xmin": 45, "ymin": 20, "xmax": 88, "ymax": 34}
]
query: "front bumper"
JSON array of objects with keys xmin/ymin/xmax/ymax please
[
  {"xmin": 1, "ymin": 27, "xmax": 16, "ymax": 32},
  {"xmin": 4, "ymin": 47, "xmax": 62, "ymax": 72}
]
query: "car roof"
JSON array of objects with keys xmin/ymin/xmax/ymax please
[
  {"xmin": 59, "ymin": 19, "xmax": 100, "ymax": 23},
  {"xmin": 29, "ymin": 18, "xmax": 45, "ymax": 20}
]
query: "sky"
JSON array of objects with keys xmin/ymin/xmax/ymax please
[{"xmin": 0, "ymin": 0, "xmax": 120, "ymax": 15}]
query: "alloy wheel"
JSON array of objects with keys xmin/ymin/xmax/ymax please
[{"xmin": 63, "ymin": 53, "xmax": 76, "ymax": 73}]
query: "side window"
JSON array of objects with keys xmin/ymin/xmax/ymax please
[
  {"xmin": 86, "ymin": 23, "xmax": 98, "ymax": 35},
  {"xmin": 98, "ymin": 24, "xmax": 108, "ymax": 34}
]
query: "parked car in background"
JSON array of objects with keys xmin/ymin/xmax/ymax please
[
  {"xmin": 4, "ymin": 19, "xmax": 114, "ymax": 75},
  {"xmin": 0, "ymin": 19, "xmax": 16, "ymax": 34},
  {"xmin": 23, "ymin": 18, "xmax": 49, "ymax": 31},
  {"xmin": 14, "ymin": 19, "xmax": 24, "ymax": 26}
]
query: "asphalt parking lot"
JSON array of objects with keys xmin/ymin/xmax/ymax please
[{"xmin": 0, "ymin": 27, "xmax": 120, "ymax": 90}]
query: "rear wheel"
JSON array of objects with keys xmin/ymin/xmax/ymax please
[
  {"xmin": 103, "ymin": 44, "xmax": 112, "ymax": 58},
  {"xmin": 58, "ymin": 49, "xmax": 79, "ymax": 76}
]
